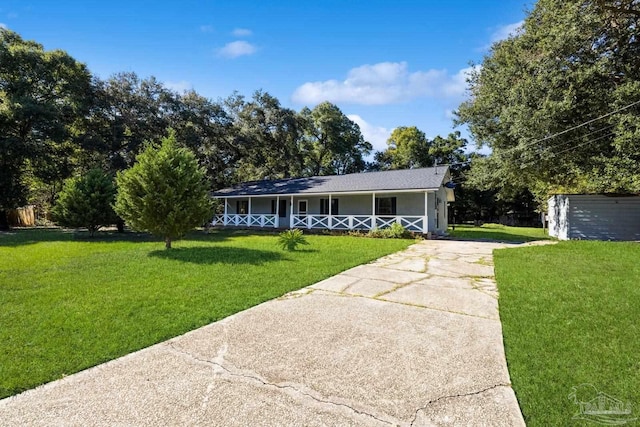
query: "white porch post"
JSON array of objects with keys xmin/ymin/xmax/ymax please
[
  {"xmin": 423, "ymin": 192, "xmax": 429, "ymax": 233},
  {"xmin": 371, "ymin": 192, "xmax": 376, "ymax": 230},
  {"xmin": 328, "ymin": 194, "xmax": 333, "ymax": 229},
  {"xmin": 290, "ymin": 195, "xmax": 294, "ymax": 229},
  {"xmin": 275, "ymin": 196, "xmax": 280, "ymax": 228},
  {"xmin": 223, "ymin": 197, "xmax": 228, "ymax": 225}
]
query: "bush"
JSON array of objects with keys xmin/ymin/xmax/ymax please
[
  {"xmin": 278, "ymin": 229, "xmax": 308, "ymax": 251},
  {"xmin": 52, "ymin": 169, "xmax": 117, "ymax": 236},
  {"xmin": 367, "ymin": 222, "xmax": 411, "ymax": 239}
]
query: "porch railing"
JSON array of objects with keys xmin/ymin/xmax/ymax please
[
  {"xmin": 292, "ymin": 214, "xmax": 424, "ymax": 232},
  {"xmin": 211, "ymin": 214, "xmax": 277, "ymax": 228},
  {"xmin": 212, "ymin": 214, "xmax": 425, "ymax": 232}
]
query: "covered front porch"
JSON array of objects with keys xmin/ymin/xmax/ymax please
[{"xmin": 211, "ymin": 190, "xmax": 447, "ymax": 234}]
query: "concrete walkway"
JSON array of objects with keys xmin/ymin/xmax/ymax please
[{"xmin": 0, "ymin": 240, "xmax": 527, "ymax": 426}]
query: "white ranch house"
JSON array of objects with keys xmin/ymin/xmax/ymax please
[{"xmin": 212, "ymin": 167, "xmax": 454, "ymax": 234}]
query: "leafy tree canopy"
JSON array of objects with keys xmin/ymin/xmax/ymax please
[
  {"xmin": 373, "ymin": 128, "xmax": 467, "ymax": 171},
  {"xmin": 456, "ymin": 0, "xmax": 640, "ymax": 202},
  {"xmin": 300, "ymin": 102, "xmax": 372, "ymax": 176},
  {"xmin": 0, "ymin": 28, "xmax": 91, "ymax": 210}
]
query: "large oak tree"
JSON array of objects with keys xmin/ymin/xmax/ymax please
[
  {"xmin": 456, "ymin": 0, "xmax": 640, "ymax": 202},
  {"xmin": 0, "ymin": 29, "xmax": 91, "ymax": 226}
]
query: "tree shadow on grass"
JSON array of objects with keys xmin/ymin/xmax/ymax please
[
  {"xmin": 0, "ymin": 228, "xmax": 74, "ymax": 247},
  {"xmin": 148, "ymin": 246, "xmax": 285, "ymax": 265},
  {"xmin": 0, "ymin": 228, "xmax": 233, "ymax": 247},
  {"xmin": 289, "ymin": 248, "xmax": 319, "ymax": 253}
]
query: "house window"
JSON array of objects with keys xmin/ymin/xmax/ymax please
[
  {"xmin": 236, "ymin": 200, "xmax": 248, "ymax": 215},
  {"xmin": 375, "ymin": 197, "xmax": 396, "ymax": 215},
  {"xmin": 298, "ymin": 200, "xmax": 308, "ymax": 215},
  {"xmin": 320, "ymin": 199, "xmax": 339, "ymax": 215},
  {"xmin": 271, "ymin": 200, "xmax": 287, "ymax": 218}
]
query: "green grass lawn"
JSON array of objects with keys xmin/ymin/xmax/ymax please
[
  {"xmin": 448, "ymin": 223, "xmax": 550, "ymax": 242},
  {"xmin": 495, "ymin": 241, "xmax": 640, "ymax": 426},
  {"xmin": 0, "ymin": 228, "xmax": 412, "ymax": 399}
]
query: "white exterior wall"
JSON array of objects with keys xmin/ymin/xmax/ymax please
[
  {"xmin": 548, "ymin": 194, "xmax": 640, "ymax": 240},
  {"xmin": 435, "ymin": 185, "xmax": 449, "ymax": 234},
  {"xmin": 548, "ymin": 195, "xmax": 569, "ymax": 240}
]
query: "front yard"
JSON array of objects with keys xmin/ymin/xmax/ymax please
[
  {"xmin": 0, "ymin": 228, "xmax": 411, "ymax": 399},
  {"xmin": 495, "ymin": 241, "xmax": 640, "ymax": 426}
]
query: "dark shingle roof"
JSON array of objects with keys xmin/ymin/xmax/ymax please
[{"xmin": 213, "ymin": 167, "xmax": 448, "ymax": 197}]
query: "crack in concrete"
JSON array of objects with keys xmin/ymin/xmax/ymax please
[
  {"xmin": 468, "ymin": 280, "xmax": 499, "ymax": 300},
  {"xmin": 314, "ymin": 288, "xmax": 499, "ymax": 321},
  {"xmin": 165, "ymin": 343, "xmax": 398, "ymax": 426},
  {"xmin": 409, "ymin": 383, "xmax": 513, "ymax": 426}
]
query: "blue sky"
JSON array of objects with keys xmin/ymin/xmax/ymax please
[{"xmin": 1, "ymin": 0, "xmax": 530, "ymax": 154}]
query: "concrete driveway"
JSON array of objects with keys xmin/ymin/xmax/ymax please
[{"xmin": 0, "ymin": 240, "xmax": 526, "ymax": 426}]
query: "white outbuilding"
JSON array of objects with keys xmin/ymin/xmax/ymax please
[{"xmin": 547, "ymin": 194, "xmax": 640, "ymax": 240}]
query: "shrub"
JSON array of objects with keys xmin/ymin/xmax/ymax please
[
  {"xmin": 367, "ymin": 222, "xmax": 411, "ymax": 239},
  {"xmin": 52, "ymin": 169, "xmax": 117, "ymax": 236},
  {"xmin": 278, "ymin": 229, "xmax": 308, "ymax": 251}
]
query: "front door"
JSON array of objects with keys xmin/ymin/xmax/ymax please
[{"xmin": 279, "ymin": 200, "xmax": 287, "ymax": 218}]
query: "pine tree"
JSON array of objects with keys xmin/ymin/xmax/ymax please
[
  {"xmin": 52, "ymin": 169, "xmax": 117, "ymax": 236},
  {"xmin": 114, "ymin": 131, "xmax": 212, "ymax": 249}
]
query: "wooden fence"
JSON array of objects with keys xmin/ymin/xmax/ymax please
[{"xmin": 7, "ymin": 205, "xmax": 36, "ymax": 227}]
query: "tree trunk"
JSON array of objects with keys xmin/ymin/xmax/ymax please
[
  {"xmin": 116, "ymin": 219, "xmax": 124, "ymax": 233},
  {"xmin": 165, "ymin": 237, "xmax": 172, "ymax": 249}
]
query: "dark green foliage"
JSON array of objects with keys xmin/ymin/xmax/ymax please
[
  {"xmin": 79, "ymin": 72, "xmax": 177, "ymax": 173},
  {"xmin": 299, "ymin": 102, "xmax": 372, "ymax": 176},
  {"xmin": 0, "ymin": 28, "xmax": 92, "ymax": 211},
  {"xmin": 277, "ymin": 228, "xmax": 308, "ymax": 251},
  {"xmin": 114, "ymin": 131, "xmax": 212, "ymax": 249},
  {"xmin": 51, "ymin": 169, "xmax": 117, "ymax": 236},
  {"xmin": 373, "ymin": 128, "xmax": 467, "ymax": 171}
]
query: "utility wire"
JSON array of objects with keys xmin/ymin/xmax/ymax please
[
  {"xmin": 446, "ymin": 122, "xmax": 614, "ymax": 170},
  {"xmin": 518, "ymin": 130, "xmax": 616, "ymax": 169},
  {"xmin": 488, "ymin": 99, "xmax": 640, "ymax": 159}
]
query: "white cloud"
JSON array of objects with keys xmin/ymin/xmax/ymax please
[
  {"xmin": 441, "ymin": 66, "xmax": 478, "ymax": 98},
  {"xmin": 231, "ymin": 28, "xmax": 252, "ymax": 37},
  {"xmin": 347, "ymin": 114, "xmax": 393, "ymax": 153},
  {"xmin": 490, "ymin": 20, "xmax": 524, "ymax": 43},
  {"xmin": 165, "ymin": 80, "xmax": 192, "ymax": 93},
  {"xmin": 292, "ymin": 62, "xmax": 476, "ymax": 105},
  {"xmin": 200, "ymin": 25, "xmax": 214, "ymax": 33},
  {"xmin": 0, "ymin": 23, "xmax": 7, "ymax": 29},
  {"xmin": 217, "ymin": 41, "xmax": 257, "ymax": 58}
]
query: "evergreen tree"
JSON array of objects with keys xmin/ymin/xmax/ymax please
[
  {"xmin": 114, "ymin": 131, "xmax": 212, "ymax": 249},
  {"xmin": 52, "ymin": 169, "xmax": 117, "ymax": 236}
]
